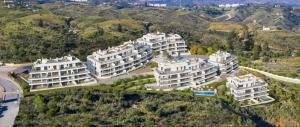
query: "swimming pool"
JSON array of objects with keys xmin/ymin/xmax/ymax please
[{"xmin": 192, "ymin": 90, "xmax": 216, "ymax": 96}]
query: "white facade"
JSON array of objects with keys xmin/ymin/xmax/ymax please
[
  {"xmin": 226, "ymin": 74, "xmax": 271, "ymax": 101},
  {"xmin": 208, "ymin": 50, "xmax": 238, "ymax": 74},
  {"xmin": 28, "ymin": 55, "xmax": 96, "ymax": 90},
  {"xmin": 153, "ymin": 55, "xmax": 218, "ymax": 89},
  {"xmin": 86, "ymin": 41, "xmax": 152, "ymax": 79},
  {"xmin": 137, "ymin": 32, "xmax": 189, "ymax": 56}
]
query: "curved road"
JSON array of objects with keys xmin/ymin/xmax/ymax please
[
  {"xmin": 241, "ymin": 66, "xmax": 300, "ymax": 84},
  {"xmin": 0, "ymin": 66, "xmax": 22, "ymax": 127}
]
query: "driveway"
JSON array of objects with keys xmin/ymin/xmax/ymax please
[
  {"xmin": 0, "ymin": 66, "xmax": 22, "ymax": 127},
  {"xmin": 241, "ymin": 66, "xmax": 300, "ymax": 84}
]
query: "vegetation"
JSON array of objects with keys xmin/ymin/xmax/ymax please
[
  {"xmin": 14, "ymin": 70, "xmax": 300, "ymax": 127},
  {"xmin": 148, "ymin": 61, "xmax": 158, "ymax": 68},
  {"xmin": 15, "ymin": 85, "xmax": 254, "ymax": 127}
]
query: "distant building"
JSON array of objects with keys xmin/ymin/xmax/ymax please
[
  {"xmin": 153, "ymin": 55, "xmax": 218, "ymax": 89},
  {"xmin": 86, "ymin": 41, "xmax": 153, "ymax": 79},
  {"xmin": 137, "ymin": 32, "xmax": 189, "ymax": 56},
  {"xmin": 262, "ymin": 26, "xmax": 271, "ymax": 31},
  {"xmin": 28, "ymin": 55, "xmax": 96, "ymax": 91},
  {"xmin": 219, "ymin": 4, "xmax": 243, "ymax": 8},
  {"xmin": 147, "ymin": 3, "xmax": 167, "ymax": 7},
  {"xmin": 3, "ymin": 0, "xmax": 14, "ymax": 8},
  {"xmin": 208, "ymin": 51, "xmax": 239, "ymax": 74},
  {"xmin": 226, "ymin": 74, "xmax": 275, "ymax": 105},
  {"xmin": 70, "ymin": 0, "xmax": 87, "ymax": 2}
]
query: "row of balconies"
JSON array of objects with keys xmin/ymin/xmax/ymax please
[
  {"xmin": 234, "ymin": 92, "xmax": 269, "ymax": 101},
  {"xmin": 30, "ymin": 65, "xmax": 86, "ymax": 74},
  {"xmin": 29, "ymin": 69, "xmax": 88, "ymax": 79},
  {"xmin": 98, "ymin": 50, "xmax": 150, "ymax": 67},
  {"xmin": 99, "ymin": 60, "xmax": 147, "ymax": 76},
  {"xmin": 30, "ymin": 70, "xmax": 89, "ymax": 81},
  {"xmin": 29, "ymin": 74, "xmax": 91, "ymax": 85},
  {"xmin": 232, "ymin": 87, "xmax": 269, "ymax": 97},
  {"xmin": 228, "ymin": 82, "xmax": 268, "ymax": 90},
  {"xmin": 100, "ymin": 55, "xmax": 150, "ymax": 72}
]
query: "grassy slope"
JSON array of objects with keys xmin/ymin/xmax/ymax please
[
  {"xmin": 254, "ymin": 31, "xmax": 300, "ymax": 50},
  {"xmin": 15, "ymin": 86, "xmax": 254, "ymax": 127}
]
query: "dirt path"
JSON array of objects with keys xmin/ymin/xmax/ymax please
[{"xmin": 241, "ymin": 66, "xmax": 300, "ymax": 84}]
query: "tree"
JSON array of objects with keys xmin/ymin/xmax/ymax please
[
  {"xmin": 38, "ymin": 19, "xmax": 44, "ymax": 27},
  {"xmin": 34, "ymin": 95, "xmax": 47, "ymax": 113},
  {"xmin": 149, "ymin": 61, "xmax": 158, "ymax": 68},
  {"xmin": 252, "ymin": 45, "xmax": 262, "ymax": 60},
  {"xmin": 117, "ymin": 24, "xmax": 123, "ymax": 32},
  {"xmin": 190, "ymin": 45, "xmax": 208, "ymax": 55},
  {"xmin": 207, "ymin": 47, "xmax": 215, "ymax": 55}
]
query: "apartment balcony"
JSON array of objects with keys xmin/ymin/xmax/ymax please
[
  {"xmin": 160, "ymin": 76, "xmax": 178, "ymax": 81},
  {"xmin": 205, "ymin": 69, "xmax": 218, "ymax": 76},
  {"xmin": 74, "ymin": 75, "xmax": 91, "ymax": 81},
  {"xmin": 30, "ymin": 68, "xmax": 62, "ymax": 74},
  {"xmin": 30, "ymin": 80, "xmax": 45, "ymax": 84},
  {"xmin": 179, "ymin": 73, "xmax": 190, "ymax": 78},
  {"xmin": 232, "ymin": 64, "xmax": 239, "ymax": 70},
  {"xmin": 176, "ymin": 44, "xmax": 187, "ymax": 47},
  {"xmin": 204, "ymin": 74, "xmax": 216, "ymax": 81},
  {"xmin": 179, "ymin": 78, "xmax": 191, "ymax": 83}
]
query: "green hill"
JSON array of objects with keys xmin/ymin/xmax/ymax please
[{"xmin": 215, "ymin": 4, "xmax": 300, "ymax": 31}]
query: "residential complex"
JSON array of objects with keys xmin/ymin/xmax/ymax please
[
  {"xmin": 208, "ymin": 50, "xmax": 239, "ymax": 74},
  {"xmin": 28, "ymin": 55, "xmax": 97, "ymax": 91},
  {"xmin": 153, "ymin": 55, "xmax": 218, "ymax": 89},
  {"xmin": 86, "ymin": 41, "xmax": 153, "ymax": 79},
  {"xmin": 137, "ymin": 32, "xmax": 189, "ymax": 56},
  {"xmin": 226, "ymin": 74, "xmax": 274, "ymax": 106}
]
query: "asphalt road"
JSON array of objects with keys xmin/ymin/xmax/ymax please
[
  {"xmin": 241, "ymin": 66, "xmax": 300, "ymax": 84},
  {"xmin": 0, "ymin": 66, "xmax": 21, "ymax": 127}
]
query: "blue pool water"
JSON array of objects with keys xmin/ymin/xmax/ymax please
[{"xmin": 192, "ymin": 91, "xmax": 216, "ymax": 96}]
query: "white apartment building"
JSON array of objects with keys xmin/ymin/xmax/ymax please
[
  {"xmin": 86, "ymin": 41, "xmax": 153, "ymax": 79},
  {"xmin": 28, "ymin": 55, "xmax": 96, "ymax": 91},
  {"xmin": 208, "ymin": 50, "xmax": 239, "ymax": 74},
  {"xmin": 153, "ymin": 55, "xmax": 218, "ymax": 89},
  {"xmin": 226, "ymin": 74, "xmax": 274, "ymax": 103},
  {"xmin": 137, "ymin": 32, "xmax": 189, "ymax": 56}
]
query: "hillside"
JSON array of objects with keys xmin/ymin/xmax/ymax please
[
  {"xmin": 14, "ymin": 71, "xmax": 300, "ymax": 127},
  {"xmin": 215, "ymin": 4, "xmax": 300, "ymax": 31},
  {"xmin": 0, "ymin": 3, "xmax": 300, "ymax": 64},
  {"xmin": 134, "ymin": 0, "xmax": 300, "ymax": 6}
]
